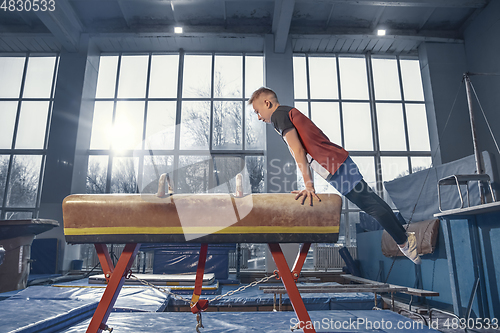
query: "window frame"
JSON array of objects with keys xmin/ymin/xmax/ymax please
[
  {"xmin": 293, "ymin": 53, "xmax": 431, "ymax": 246},
  {"xmin": 87, "ymin": 51, "xmax": 266, "ymax": 195},
  {"xmin": 0, "ymin": 53, "xmax": 59, "ymax": 219}
]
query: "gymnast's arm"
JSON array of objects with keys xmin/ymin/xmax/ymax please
[{"xmin": 283, "ymin": 128, "xmax": 321, "ymax": 206}]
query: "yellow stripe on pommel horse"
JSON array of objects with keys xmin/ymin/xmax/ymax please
[{"xmin": 62, "ymin": 193, "xmax": 342, "ymax": 333}]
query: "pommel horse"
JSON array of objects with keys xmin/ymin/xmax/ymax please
[{"xmin": 63, "ymin": 192, "xmax": 341, "ymax": 333}]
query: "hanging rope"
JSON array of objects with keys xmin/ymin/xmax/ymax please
[{"xmin": 468, "ymin": 80, "xmax": 500, "ymax": 156}]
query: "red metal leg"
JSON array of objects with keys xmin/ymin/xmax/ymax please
[
  {"xmin": 291, "ymin": 242, "xmax": 311, "ymax": 281},
  {"xmin": 94, "ymin": 244, "xmax": 114, "ymax": 283},
  {"xmin": 269, "ymin": 243, "xmax": 315, "ymax": 333},
  {"xmin": 190, "ymin": 243, "xmax": 209, "ymax": 313},
  {"xmin": 86, "ymin": 243, "xmax": 141, "ymax": 333}
]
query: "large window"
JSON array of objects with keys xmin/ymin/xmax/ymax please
[
  {"xmin": 87, "ymin": 53, "xmax": 265, "ymax": 196},
  {"xmin": 0, "ymin": 55, "xmax": 58, "ymax": 219},
  {"xmin": 293, "ymin": 54, "xmax": 430, "ymax": 246}
]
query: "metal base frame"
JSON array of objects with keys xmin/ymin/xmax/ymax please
[
  {"xmin": 87, "ymin": 243, "xmax": 141, "ymax": 333},
  {"xmin": 85, "ymin": 242, "xmax": 316, "ymax": 333}
]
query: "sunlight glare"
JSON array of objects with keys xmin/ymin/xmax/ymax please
[{"xmin": 109, "ymin": 121, "xmax": 138, "ymax": 153}]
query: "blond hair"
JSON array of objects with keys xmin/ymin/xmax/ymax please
[{"xmin": 248, "ymin": 87, "xmax": 279, "ymax": 105}]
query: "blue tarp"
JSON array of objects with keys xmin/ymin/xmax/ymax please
[
  {"xmin": 168, "ymin": 282, "xmax": 381, "ymax": 311},
  {"xmin": 142, "ymin": 243, "xmax": 235, "ymax": 280},
  {"xmin": 0, "ymin": 279, "xmax": 169, "ymax": 333},
  {"xmin": 384, "ymin": 151, "xmax": 497, "ymax": 222},
  {"xmin": 60, "ymin": 310, "xmax": 438, "ymax": 332}
]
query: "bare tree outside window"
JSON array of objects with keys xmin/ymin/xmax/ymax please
[
  {"xmin": 110, "ymin": 158, "xmax": 139, "ymax": 193},
  {"xmin": 0, "ymin": 156, "xmax": 9, "ymax": 202},
  {"xmin": 86, "ymin": 156, "xmax": 108, "ymax": 194},
  {"xmin": 6, "ymin": 155, "xmax": 42, "ymax": 208}
]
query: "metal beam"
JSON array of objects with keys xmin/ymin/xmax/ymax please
[
  {"xmin": 35, "ymin": 0, "xmax": 82, "ymax": 52},
  {"xmin": 301, "ymin": 0, "xmax": 489, "ymax": 7},
  {"xmin": 75, "ymin": 0, "xmax": 489, "ymax": 8},
  {"xmin": 84, "ymin": 0, "xmax": 489, "ymax": 7},
  {"xmin": 116, "ymin": 0, "xmax": 132, "ymax": 28},
  {"xmin": 273, "ymin": 0, "xmax": 295, "ymax": 53},
  {"xmin": 16, "ymin": 12, "xmax": 35, "ymax": 28},
  {"xmin": 170, "ymin": 2, "xmax": 178, "ymax": 23},
  {"xmin": 325, "ymin": 3, "xmax": 335, "ymax": 28},
  {"xmin": 370, "ymin": 6, "xmax": 386, "ymax": 31},
  {"xmin": 417, "ymin": 8, "xmax": 435, "ymax": 32}
]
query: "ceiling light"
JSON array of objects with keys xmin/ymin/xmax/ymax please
[
  {"xmin": 377, "ymin": 29, "xmax": 386, "ymax": 36},
  {"xmin": 174, "ymin": 27, "xmax": 183, "ymax": 34}
]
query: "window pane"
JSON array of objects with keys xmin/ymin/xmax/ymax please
[
  {"xmin": 400, "ymin": 59, "xmax": 424, "ymax": 101},
  {"xmin": 183, "ymin": 55, "xmax": 212, "ymax": 98},
  {"xmin": 411, "ymin": 156, "xmax": 432, "ymax": 173},
  {"xmin": 212, "ymin": 156, "xmax": 243, "ymax": 193},
  {"xmin": 245, "ymin": 56, "xmax": 264, "ymax": 98},
  {"xmin": 339, "ymin": 57, "xmax": 369, "ymax": 100},
  {"xmin": 293, "ymin": 56, "xmax": 308, "ymax": 99},
  {"xmin": 381, "ymin": 156, "xmax": 409, "ymax": 208},
  {"xmin": 376, "ymin": 103, "xmax": 406, "ymax": 151},
  {"xmin": 149, "ymin": 55, "xmax": 179, "ymax": 98},
  {"xmin": 5, "ymin": 211, "xmax": 33, "ymax": 220},
  {"xmin": 180, "ymin": 101, "xmax": 210, "ymax": 150},
  {"xmin": 112, "ymin": 101, "xmax": 145, "ymax": 152},
  {"xmin": 142, "ymin": 155, "xmax": 174, "ymax": 193},
  {"xmin": 117, "ymin": 55, "xmax": 149, "ymax": 98},
  {"xmin": 245, "ymin": 104, "xmax": 265, "ymax": 150},
  {"xmin": 0, "ymin": 101, "xmax": 18, "ymax": 149},
  {"xmin": 96, "ymin": 56, "xmax": 118, "ymax": 98},
  {"xmin": 372, "ymin": 58, "xmax": 401, "ymax": 101},
  {"xmin": 309, "ymin": 57, "xmax": 338, "ymax": 100},
  {"xmin": 6, "ymin": 155, "xmax": 42, "ymax": 207},
  {"xmin": 214, "ymin": 55, "xmax": 242, "ymax": 98},
  {"xmin": 314, "ymin": 173, "xmax": 339, "ymax": 194},
  {"xmin": 347, "ymin": 212, "xmax": 359, "ymax": 246},
  {"xmin": 343, "ymin": 103, "xmax": 373, "ymax": 151},
  {"xmin": 246, "ymin": 156, "xmax": 265, "ymax": 193},
  {"xmin": 86, "ymin": 155, "xmax": 108, "ymax": 194},
  {"xmin": 178, "ymin": 155, "xmax": 211, "ymax": 193},
  {"xmin": 110, "ymin": 157, "xmax": 139, "ymax": 193},
  {"xmin": 15, "ymin": 101, "xmax": 50, "ymax": 149},
  {"xmin": 350, "ymin": 156, "xmax": 376, "ymax": 188},
  {"xmin": 381, "ymin": 156, "xmax": 409, "ymax": 182},
  {"xmin": 0, "ymin": 57, "xmax": 24, "ymax": 98},
  {"xmin": 310, "ymin": 102, "xmax": 341, "ymax": 146},
  {"xmin": 338, "ymin": 214, "xmax": 346, "ymax": 244},
  {"xmin": 348, "ymin": 156, "xmax": 375, "ymax": 209},
  {"xmin": 406, "ymin": 104, "xmax": 430, "ymax": 151},
  {"xmin": 90, "ymin": 101, "xmax": 114, "ymax": 149},
  {"xmin": 23, "ymin": 57, "xmax": 55, "ymax": 98},
  {"xmin": 294, "ymin": 102, "xmax": 309, "ymax": 117},
  {"xmin": 0, "ymin": 155, "xmax": 9, "ymax": 203},
  {"xmin": 213, "ymin": 101, "xmax": 242, "ymax": 150},
  {"xmin": 145, "ymin": 101, "xmax": 176, "ymax": 150}
]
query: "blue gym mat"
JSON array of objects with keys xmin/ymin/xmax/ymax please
[
  {"xmin": 59, "ymin": 310, "xmax": 438, "ymax": 332},
  {"xmin": 168, "ymin": 282, "xmax": 381, "ymax": 311},
  {"xmin": 0, "ymin": 280, "xmax": 168, "ymax": 333}
]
